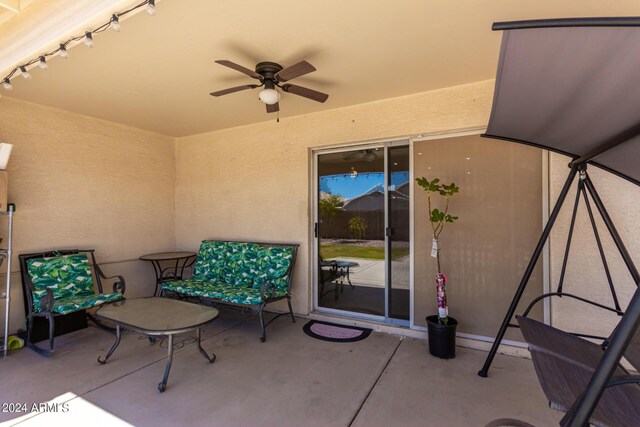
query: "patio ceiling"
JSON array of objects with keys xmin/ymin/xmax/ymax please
[{"xmin": 1, "ymin": 0, "xmax": 640, "ymax": 137}]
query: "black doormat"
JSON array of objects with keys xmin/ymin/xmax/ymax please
[{"xmin": 303, "ymin": 320, "xmax": 372, "ymax": 343}]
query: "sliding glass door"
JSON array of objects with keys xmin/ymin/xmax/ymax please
[{"xmin": 315, "ymin": 141, "xmax": 410, "ymax": 324}]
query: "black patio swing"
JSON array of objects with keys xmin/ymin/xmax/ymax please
[{"xmin": 476, "ymin": 17, "xmax": 640, "ymax": 427}]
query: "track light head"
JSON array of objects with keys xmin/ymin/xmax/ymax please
[
  {"xmin": 111, "ymin": 14, "xmax": 121, "ymax": 31},
  {"xmin": 59, "ymin": 44, "xmax": 69, "ymax": 59},
  {"xmin": 2, "ymin": 78, "xmax": 12, "ymax": 90},
  {"xmin": 146, "ymin": 0, "xmax": 156, "ymax": 16},
  {"xmin": 20, "ymin": 67, "xmax": 31, "ymax": 80},
  {"xmin": 84, "ymin": 32, "xmax": 94, "ymax": 48},
  {"xmin": 38, "ymin": 56, "xmax": 48, "ymax": 70}
]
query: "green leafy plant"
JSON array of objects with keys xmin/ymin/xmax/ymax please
[
  {"xmin": 416, "ymin": 178, "xmax": 459, "ymax": 266},
  {"xmin": 416, "ymin": 177, "xmax": 459, "ymax": 322},
  {"xmin": 348, "ymin": 216, "xmax": 367, "ymax": 240},
  {"xmin": 319, "ymin": 194, "xmax": 343, "ymax": 218}
]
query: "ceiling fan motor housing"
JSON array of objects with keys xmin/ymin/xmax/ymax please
[{"xmin": 255, "ymin": 61, "xmax": 284, "ymax": 81}]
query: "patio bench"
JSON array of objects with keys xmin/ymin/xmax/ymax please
[
  {"xmin": 20, "ymin": 249, "xmax": 126, "ymax": 355},
  {"xmin": 161, "ymin": 240, "xmax": 299, "ymax": 342}
]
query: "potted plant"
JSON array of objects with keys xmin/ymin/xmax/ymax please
[{"xmin": 416, "ymin": 177, "xmax": 459, "ymax": 359}]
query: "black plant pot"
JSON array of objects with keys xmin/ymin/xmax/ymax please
[{"xmin": 426, "ymin": 315, "xmax": 458, "ymax": 359}]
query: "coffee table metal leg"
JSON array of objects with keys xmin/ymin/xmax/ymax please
[
  {"xmin": 196, "ymin": 328, "xmax": 216, "ymax": 363},
  {"xmin": 158, "ymin": 334, "xmax": 174, "ymax": 392},
  {"xmin": 98, "ymin": 325, "xmax": 121, "ymax": 364}
]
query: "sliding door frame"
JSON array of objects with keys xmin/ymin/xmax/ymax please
[
  {"xmin": 312, "ymin": 138, "xmax": 410, "ymax": 325},
  {"xmin": 310, "ymin": 127, "xmax": 550, "ymax": 341}
]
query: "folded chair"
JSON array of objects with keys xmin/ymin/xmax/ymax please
[
  {"xmin": 486, "ymin": 316, "xmax": 640, "ymax": 427},
  {"xmin": 20, "ymin": 249, "xmax": 126, "ymax": 355}
]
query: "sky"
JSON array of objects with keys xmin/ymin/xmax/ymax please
[{"xmin": 320, "ymin": 171, "xmax": 409, "ymax": 199}]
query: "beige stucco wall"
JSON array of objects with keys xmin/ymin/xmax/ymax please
[
  {"xmin": 175, "ymin": 78, "xmax": 640, "ymax": 342},
  {"xmin": 2, "ymin": 77, "xmax": 639, "ymax": 344},
  {"xmin": 0, "ymin": 97, "xmax": 176, "ymax": 334},
  {"xmin": 549, "ymin": 153, "xmax": 640, "ymax": 338},
  {"xmin": 175, "ymin": 80, "xmax": 495, "ymax": 315}
]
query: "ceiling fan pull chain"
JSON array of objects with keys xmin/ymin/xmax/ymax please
[{"xmin": 277, "ymin": 111, "xmax": 280, "ymax": 123}]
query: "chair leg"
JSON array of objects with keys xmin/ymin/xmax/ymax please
[
  {"xmin": 258, "ymin": 303, "xmax": 267, "ymax": 342},
  {"xmin": 26, "ymin": 313, "xmax": 55, "ymax": 356},
  {"xmin": 47, "ymin": 313, "xmax": 55, "ymax": 351},
  {"xmin": 287, "ymin": 296, "xmax": 296, "ymax": 324}
]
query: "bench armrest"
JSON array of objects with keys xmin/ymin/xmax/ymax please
[
  {"xmin": 109, "ymin": 275, "xmax": 126, "ymax": 295},
  {"xmin": 40, "ymin": 288, "xmax": 55, "ymax": 312},
  {"xmin": 259, "ymin": 280, "xmax": 278, "ymax": 300},
  {"xmin": 96, "ymin": 268, "xmax": 126, "ymax": 295}
]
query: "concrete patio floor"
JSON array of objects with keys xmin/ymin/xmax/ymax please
[{"xmin": 0, "ymin": 309, "xmax": 561, "ymax": 427}]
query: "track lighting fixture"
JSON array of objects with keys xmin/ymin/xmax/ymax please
[
  {"xmin": 146, "ymin": 0, "xmax": 156, "ymax": 16},
  {"xmin": 84, "ymin": 32, "xmax": 94, "ymax": 48},
  {"xmin": 20, "ymin": 67, "xmax": 31, "ymax": 80},
  {"xmin": 111, "ymin": 14, "xmax": 121, "ymax": 31},
  {"xmin": 1, "ymin": 1, "xmax": 159, "ymax": 90},
  {"xmin": 59, "ymin": 44, "xmax": 69, "ymax": 59}
]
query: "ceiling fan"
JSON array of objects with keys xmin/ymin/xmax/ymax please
[
  {"xmin": 343, "ymin": 149, "xmax": 377, "ymax": 162},
  {"xmin": 209, "ymin": 60, "xmax": 329, "ymax": 113}
]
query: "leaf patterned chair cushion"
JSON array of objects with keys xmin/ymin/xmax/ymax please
[
  {"xmin": 27, "ymin": 254, "xmax": 123, "ymax": 313},
  {"xmin": 161, "ymin": 241, "xmax": 295, "ymax": 305},
  {"xmin": 192, "ymin": 241, "xmax": 229, "ymax": 280},
  {"xmin": 48, "ymin": 292, "xmax": 123, "ymax": 315},
  {"xmin": 220, "ymin": 242, "xmax": 262, "ymax": 286},
  {"xmin": 162, "ymin": 279, "xmax": 287, "ymax": 305},
  {"xmin": 253, "ymin": 246, "xmax": 294, "ymax": 291}
]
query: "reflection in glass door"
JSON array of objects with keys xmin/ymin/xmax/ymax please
[{"xmin": 315, "ymin": 142, "xmax": 410, "ymax": 323}]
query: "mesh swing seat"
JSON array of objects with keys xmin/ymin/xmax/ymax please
[
  {"xmin": 487, "ymin": 316, "xmax": 640, "ymax": 426},
  {"xmin": 487, "ymin": 316, "xmax": 640, "ymax": 427}
]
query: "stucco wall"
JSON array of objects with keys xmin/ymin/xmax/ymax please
[
  {"xmin": 175, "ymin": 80, "xmax": 495, "ymax": 314},
  {"xmin": 3, "ymin": 78, "xmax": 639, "ymax": 344},
  {"xmin": 0, "ymin": 97, "xmax": 176, "ymax": 334}
]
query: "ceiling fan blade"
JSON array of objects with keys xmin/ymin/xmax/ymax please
[
  {"xmin": 363, "ymin": 152, "xmax": 377, "ymax": 162},
  {"xmin": 343, "ymin": 151, "xmax": 364, "ymax": 161},
  {"xmin": 282, "ymin": 84, "xmax": 329, "ymax": 103},
  {"xmin": 276, "ymin": 61, "xmax": 316, "ymax": 82},
  {"xmin": 215, "ymin": 60, "xmax": 262, "ymax": 80},
  {"xmin": 266, "ymin": 102, "xmax": 279, "ymax": 113},
  {"xmin": 209, "ymin": 84, "xmax": 260, "ymax": 97}
]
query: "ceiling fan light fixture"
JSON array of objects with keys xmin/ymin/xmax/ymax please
[{"xmin": 258, "ymin": 88, "xmax": 280, "ymax": 105}]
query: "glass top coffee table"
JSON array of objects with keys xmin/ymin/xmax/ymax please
[{"xmin": 96, "ymin": 297, "xmax": 219, "ymax": 392}]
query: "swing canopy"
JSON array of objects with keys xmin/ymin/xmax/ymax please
[
  {"xmin": 484, "ymin": 17, "xmax": 640, "ymax": 186},
  {"xmin": 482, "ymin": 18, "xmax": 640, "ymax": 427}
]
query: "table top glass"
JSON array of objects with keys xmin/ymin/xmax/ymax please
[
  {"xmin": 96, "ymin": 297, "xmax": 218, "ymax": 334},
  {"xmin": 139, "ymin": 251, "xmax": 197, "ymax": 261},
  {"xmin": 335, "ymin": 260, "xmax": 359, "ymax": 268}
]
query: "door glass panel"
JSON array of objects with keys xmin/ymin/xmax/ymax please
[
  {"xmin": 388, "ymin": 146, "xmax": 410, "ymax": 320},
  {"xmin": 317, "ymin": 148, "xmax": 385, "ymax": 316},
  {"xmin": 413, "ymin": 135, "xmax": 543, "ymax": 339}
]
